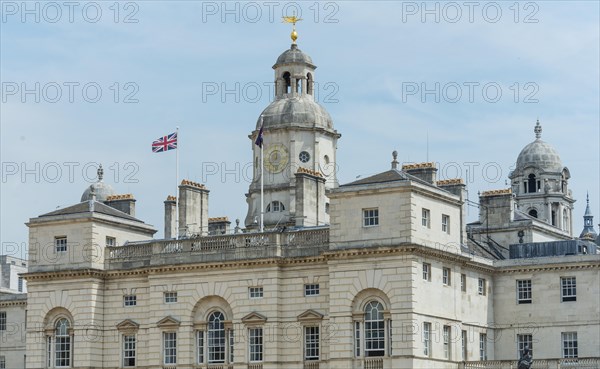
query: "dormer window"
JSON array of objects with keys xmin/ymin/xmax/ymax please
[{"xmin": 266, "ymin": 201, "xmax": 285, "ymax": 212}]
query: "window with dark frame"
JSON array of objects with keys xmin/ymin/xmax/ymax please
[
  {"xmin": 164, "ymin": 292, "xmax": 177, "ymax": 303},
  {"xmin": 461, "ymin": 330, "xmax": 468, "ymax": 360},
  {"xmin": 163, "ymin": 332, "xmax": 177, "ymax": 365},
  {"xmin": 364, "ymin": 301, "xmax": 385, "ymax": 357},
  {"xmin": 517, "ymin": 334, "xmax": 533, "ymax": 358},
  {"xmin": 422, "ymin": 209, "xmax": 430, "ymax": 228},
  {"xmin": 249, "ymin": 327, "xmax": 263, "ymax": 362},
  {"xmin": 423, "ymin": 263, "xmax": 431, "ymax": 281},
  {"xmin": 249, "ymin": 287, "xmax": 263, "ymax": 299},
  {"xmin": 442, "ymin": 214, "xmax": 450, "ymax": 233},
  {"xmin": 443, "ymin": 267, "xmax": 451, "ymax": 285},
  {"xmin": 478, "ymin": 278, "xmax": 487, "ymax": 295},
  {"xmin": 304, "ymin": 326, "xmax": 320, "ymax": 361},
  {"xmin": 55, "ymin": 236, "xmax": 67, "ymax": 252},
  {"xmin": 562, "ymin": 332, "xmax": 578, "ymax": 358},
  {"xmin": 443, "ymin": 325, "xmax": 451, "ymax": 359},
  {"xmin": 123, "ymin": 335, "xmax": 136, "ymax": 367},
  {"xmin": 106, "ymin": 236, "xmax": 116, "ymax": 247},
  {"xmin": 517, "ymin": 280, "xmax": 532, "ymax": 304},
  {"xmin": 423, "ymin": 322, "xmax": 431, "ymax": 357},
  {"xmin": 479, "ymin": 333, "xmax": 487, "ymax": 360},
  {"xmin": 561, "ymin": 277, "xmax": 576, "ymax": 302},
  {"xmin": 363, "ymin": 208, "xmax": 379, "ymax": 227},
  {"xmin": 124, "ymin": 294, "xmax": 137, "ymax": 307},
  {"xmin": 304, "ymin": 284, "xmax": 320, "ymax": 296}
]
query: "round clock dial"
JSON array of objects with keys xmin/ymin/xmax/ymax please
[{"xmin": 264, "ymin": 144, "xmax": 289, "ymax": 173}]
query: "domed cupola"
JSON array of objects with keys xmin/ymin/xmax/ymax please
[
  {"xmin": 258, "ymin": 29, "xmax": 336, "ymax": 132},
  {"xmin": 274, "ymin": 44, "xmax": 315, "ymax": 68},
  {"xmin": 515, "ymin": 120, "xmax": 564, "ymax": 173},
  {"xmin": 244, "ymin": 22, "xmax": 340, "ymax": 230},
  {"xmin": 80, "ymin": 164, "xmax": 116, "ymax": 202},
  {"xmin": 509, "ymin": 120, "xmax": 574, "ymax": 234},
  {"xmin": 257, "ymin": 98, "xmax": 334, "ymax": 130}
]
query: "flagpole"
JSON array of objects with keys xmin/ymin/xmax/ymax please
[
  {"xmin": 176, "ymin": 126, "xmax": 180, "ymax": 240},
  {"xmin": 260, "ymin": 116, "xmax": 264, "ymax": 233}
]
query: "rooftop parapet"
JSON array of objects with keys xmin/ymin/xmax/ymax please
[{"xmin": 106, "ymin": 228, "xmax": 330, "ymax": 269}]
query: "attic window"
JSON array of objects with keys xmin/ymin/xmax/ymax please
[
  {"xmin": 267, "ymin": 201, "xmax": 285, "ymax": 212},
  {"xmin": 55, "ymin": 236, "xmax": 67, "ymax": 252}
]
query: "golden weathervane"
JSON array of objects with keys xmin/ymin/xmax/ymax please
[{"xmin": 282, "ymin": 14, "xmax": 302, "ymax": 44}]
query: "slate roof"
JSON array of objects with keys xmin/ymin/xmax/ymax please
[
  {"xmin": 342, "ymin": 169, "xmax": 438, "ymax": 190},
  {"xmin": 38, "ymin": 201, "xmax": 143, "ymax": 223}
]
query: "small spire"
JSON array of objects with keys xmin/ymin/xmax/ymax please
[
  {"xmin": 283, "ymin": 13, "xmax": 302, "ymax": 44},
  {"xmin": 534, "ymin": 119, "xmax": 542, "ymax": 139},
  {"xmin": 585, "ymin": 192, "xmax": 592, "ymax": 216},
  {"xmin": 97, "ymin": 164, "xmax": 104, "ymax": 182},
  {"xmin": 391, "ymin": 150, "xmax": 399, "ymax": 169}
]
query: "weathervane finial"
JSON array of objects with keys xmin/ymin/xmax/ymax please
[
  {"xmin": 282, "ymin": 12, "xmax": 302, "ymax": 44},
  {"xmin": 534, "ymin": 119, "xmax": 542, "ymax": 139},
  {"xmin": 97, "ymin": 164, "xmax": 104, "ymax": 182}
]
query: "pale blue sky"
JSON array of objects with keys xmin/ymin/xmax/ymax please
[{"xmin": 1, "ymin": 1, "xmax": 599, "ymax": 258}]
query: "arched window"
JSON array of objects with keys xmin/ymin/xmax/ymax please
[
  {"xmin": 528, "ymin": 209, "xmax": 538, "ymax": 218},
  {"xmin": 527, "ymin": 174, "xmax": 537, "ymax": 193},
  {"xmin": 353, "ymin": 296, "xmax": 391, "ymax": 359},
  {"xmin": 53, "ymin": 318, "xmax": 72, "ymax": 367},
  {"xmin": 193, "ymin": 297, "xmax": 234, "ymax": 366},
  {"xmin": 282, "ymin": 72, "xmax": 291, "ymax": 94},
  {"xmin": 267, "ymin": 201, "xmax": 285, "ymax": 212},
  {"xmin": 208, "ymin": 311, "xmax": 226, "ymax": 363},
  {"xmin": 307, "ymin": 73, "xmax": 313, "ymax": 95},
  {"xmin": 364, "ymin": 301, "xmax": 385, "ymax": 357}
]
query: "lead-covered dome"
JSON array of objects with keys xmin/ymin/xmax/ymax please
[
  {"xmin": 274, "ymin": 44, "xmax": 315, "ymax": 68},
  {"xmin": 80, "ymin": 165, "xmax": 116, "ymax": 202},
  {"xmin": 257, "ymin": 97, "xmax": 333, "ymax": 130},
  {"xmin": 81, "ymin": 182, "xmax": 116, "ymax": 202},
  {"xmin": 515, "ymin": 121, "xmax": 563, "ymax": 173}
]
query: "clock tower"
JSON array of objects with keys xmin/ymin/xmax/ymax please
[{"xmin": 244, "ymin": 32, "xmax": 340, "ymax": 229}]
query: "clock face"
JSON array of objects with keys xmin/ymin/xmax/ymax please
[{"xmin": 264, "ymin": 144, "xmax": 289, "ymax": 173}]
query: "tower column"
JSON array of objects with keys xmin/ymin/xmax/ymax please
[
  {"xmin": 558, "ymin": 203, "xmax": 563, "ymax": 229},
  {"xmin": 301, "ymin": 77, "xmax": 307, "ymax": 96},
  {"xmin": 570, "ymin": 207, "xmax": 573, "ymax": 236}
]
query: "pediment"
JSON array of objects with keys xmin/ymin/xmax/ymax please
[
  {"xmin": 157, "ymin": 316, "xmax": 181, "ymax": 328},
  {"xmin": 241, "ymin": 312, "xmax": 268, "ymax": 325},
  {"xmin": 116, "ymin": 319, "xmax": 139, "ymax": 331},
  {"xmin": 297, "ymin": 309, "xmax": 324, "ymax": 322}
]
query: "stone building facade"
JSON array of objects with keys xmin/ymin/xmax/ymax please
[{"xmin": 2, "ymin": 35, "xmax": 599, "ymax": 369}]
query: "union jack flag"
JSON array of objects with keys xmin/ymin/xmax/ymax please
[{"xmin": 152, "ymin": 132, "xmax": 178, "ymax": 153}]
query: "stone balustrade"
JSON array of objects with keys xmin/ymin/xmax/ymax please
[
  {"xmin": 461, "ymin": 358, "xmax": 600, "ymax": 369},
  {"xmin": 106, "ymin": 228, "xmax": 330, "ymax": 269}
]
